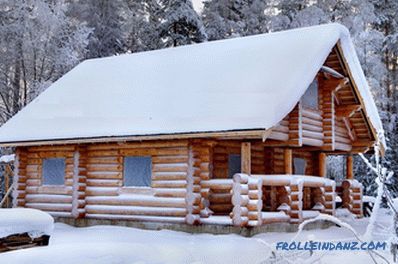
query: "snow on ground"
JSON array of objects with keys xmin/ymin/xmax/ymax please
[
  {"xmin": 0, "ymin": 209, "xmax": 393, "ymax": 264},
  {"xmin": 0, "ymin": 208, "xmax": 53, "ymax": 239}
]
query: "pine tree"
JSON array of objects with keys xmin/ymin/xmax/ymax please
[
  {"xmin": 68, "ymin": 0, "xmax": 125, "ymax": 58},
  {"xmin": 0, "ymin": 0, "xmax": 90, "ymax": 122},
  {"xmin": 159, "ymin": 0, "xmax": 207, "ymax": 47},
  {"xmin": 202, "ymin": 0, "xmax": 270, "ymax": 40},
  {"xmin": 122, "ymin": 0, "xmax": 164, "ymax": 52}
]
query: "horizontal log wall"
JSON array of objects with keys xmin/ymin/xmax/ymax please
[
  {"xmin": 269, "ymin": 118, "xmax": 289, "ymax": 141},
  {"xmin": 301, "ymin": 107, "xmax": 324, "ymax": 147},
  {"xmin": 335, "ymin": 119, "xmax": 352, "ymax": 151},
  {"xmin": 84, "ymin": 140, "xmax": 190, "ymax": 222},
  {"xmin": 269, "ymin": 148, "xmax": 284, "ymax": 174},
  {"xmin": 23, "ymin": 145, "xmax": 76, "ymax": 218}
]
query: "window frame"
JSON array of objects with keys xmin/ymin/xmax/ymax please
[
  {"xmin": 293, "ymin": 157, "xmax": 307, "ymax": 175},
  {"xmin": 301, "ymin": 78, "xmax": 319, "ymax": 110},
  {"xmin": 41, "ymin": 157, "xmax": 66, "ymax": 186},
  {"xmin": 228, "ymin": 153, "xmax": 242, "ymax": 178},
  {"xmin": 123, "ymin": 156, "xmax": 153, "ymax": 188}
]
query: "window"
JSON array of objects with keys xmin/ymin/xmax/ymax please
[
  {"xmin": 123, "ymin": 156, "xmax": 152, "ymax": 187},
  {"xmin": 302, "ymin": 79, "xmax": 318, "ymax": 109},
  {"xmin": 42, "ymin": 158, "xmax": 66, "ymax": 185},
  {"xmin": 293, "ymin": 158, "xmax": 307, "ymax": 175},
  {"xmin": 228, "ymin": 154, "xmax": 241, "ymax": 178}
]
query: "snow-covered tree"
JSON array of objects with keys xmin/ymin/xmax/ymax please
[
  {"xmin": 68, "ymin": 0, "xmax": 125, "ymax": 58},
  {"xmin": 0, "ymin": 0, "xmax": 90, "ymax": 122},
  {"xmin": 159, "ymin": 0, "xmax": 207, "ymax": 47},
  {"xmin": 122, "ymin": 0, "xmax": 163, "ymax": 52},
  {"xmin": 202, "ymin": 0, "xmax": 270, "ymax": 40}
]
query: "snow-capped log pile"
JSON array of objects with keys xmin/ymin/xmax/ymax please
[{"xmin": 0, "ymin": 208, "xmax": 53, "ymax": 238}]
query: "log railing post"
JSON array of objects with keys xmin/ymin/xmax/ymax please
[
  {"xmin": 341, "ymin": 179, "xmax": 362, "ymax": 218},
  {"xmin": 288, "ymin": 179, "xmax": 303, "ymax": 223},
  {"xmin": 231, "ymin": 173, "xmax": 249, "ymax": 226},
  {"xmin": 247, "ymin": 177, "xmax": 263, "ymax": 226},
  {"xmin": 323, "ymin": 181, "xmax": 335, "ymax": 216}
]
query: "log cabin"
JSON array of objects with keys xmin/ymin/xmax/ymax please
[{"xmin": 0, "ymin": 24, "xmax": 385, "ymax": 228}]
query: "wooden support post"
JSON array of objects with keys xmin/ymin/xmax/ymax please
[
  {"xmin": 284, "ymin": 148, "xmax": 292, "ymax": 174},
  {"xmin": 346, "ymin": 154, "xmax": 353, "ymax": 180},
  {"xmin": 241, "ymin": 142, "xmax": 251, "ymax": 175},
  {"xmin": 319, "ymin": 152, "xmax": 327, "ymax": 177}
]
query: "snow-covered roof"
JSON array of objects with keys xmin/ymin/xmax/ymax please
[{"xmin": 0, "ymin": 23, "xmax": 384, "ymax": 146}]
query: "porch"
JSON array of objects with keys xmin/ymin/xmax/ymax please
[
  {"xmin": 199, "ymin": 173, "xmax": 362, "ymax": 227},
  {"xmin": 192, "ymin": 141, "xmax": 364, "ymax": 227}
]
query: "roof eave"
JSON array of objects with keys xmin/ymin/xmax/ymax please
[
  {"xmin": 0, "ymin": 128, "xmax": 272, "ymax": 147},
  {"xmin": 335, "ymin": 41, "xmax": 386, "ymax": 156}
]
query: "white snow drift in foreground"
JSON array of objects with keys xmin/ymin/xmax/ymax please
[
  {"xmin": 0, "ymin": 208, "xmax": 54, "ymax": 239},
  {"xmin": 0, "ymin": 209, "xmax": 393, "ymax": 264}
]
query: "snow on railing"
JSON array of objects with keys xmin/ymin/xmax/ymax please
[
  {"xmin": 197, "ymin": 174, "xmax": 338, "ymax": 226},
  {"xmin": 252, "ymin": 174, "xmax": 336, "ymax": 221}
]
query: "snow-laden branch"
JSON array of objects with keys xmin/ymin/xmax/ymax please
[
  {"xmin": 290, "ymin": 214, "xmax": 389, "ymax": 264},
  {"xmin": 359, "ymin": 130, "xmax": 395, "ymax": 240}
]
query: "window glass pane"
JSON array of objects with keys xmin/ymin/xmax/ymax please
[
  {"xmin": 228, "ymin": 154, "xmax": 241, "ymax": 178},
  {"xmin": 124, "ymin": 156, "xmax": 152, "ymax": 187},
  {"xmin": 293, "ymin": 158, "xmax": 307, "ymax": 175},
  {"xmin": 42, "ymin": 158, "xmax": 65, "ymax": 185},
  {"xmin": 302, "ymin": 79, "xmax": 318, "ymax": 109}
]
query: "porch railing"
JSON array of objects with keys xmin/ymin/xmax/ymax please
[{"xmin": 200, "ymin": 174, "xmax": 340, "ymax": 227}]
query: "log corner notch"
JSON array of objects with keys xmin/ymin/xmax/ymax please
[
  {"xmin": 185, "ymin": 144, "xmax": 201, "ymax": 225},
  {"xmin": 71, "ymin": 146, "xmax": 87, "ymax": 219},
  {"xmin": 288, "ymin": 103, "xmax": 303, "ymax": 147},
  {"xmin": 321, "ymin": 77, "xmax": 350, "ymax": 152},
  {"xmin": 13, "ymin": 148, "xmax": 27, "ymax": 208}
]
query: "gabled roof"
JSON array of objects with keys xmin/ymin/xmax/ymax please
[{"xmin": 0, "ymin": 23, "xmax": 384, "ymax": 147}]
